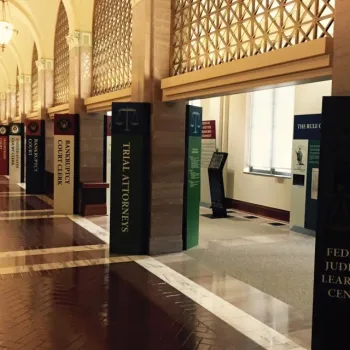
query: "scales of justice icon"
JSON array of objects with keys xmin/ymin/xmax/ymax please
[
  {"xmin": 115, "ymin": 108, "xmax": 139, "ymax": 132},
  {"xmin": 190, "ymin": 111, "xmax": 201, "ymax": 134}
]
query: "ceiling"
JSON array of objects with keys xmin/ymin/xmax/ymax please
[{"xmin": 0, "ymin": 0, "xmax": 94, "ymax": 90}]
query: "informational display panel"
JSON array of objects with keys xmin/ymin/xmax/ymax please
[
  {"xmin": 290, "ymin": 114, "xmax": 321, "ymax": 234},
  {"xmin": 53, "ymin": 114, "xmax": 80, "ymax": 214},
  {"xmin": 103, "ymin": 115, "xmax": 112, "ymax": 215},
  {"xmin": 9, "ymin": 123, "xmax": 24, "ymax": 184},
  {"xmin": 312, "ymin": 96, "xmax": 350, "ymax": 350},
  {"xmin": 0, "ymin": 125, "xmax": 9, "ymax": 176},
  {"xmin": 208, "ymin": 152, "xmax": 228, "ymax": 218},
  {"xmin": 110, "ymin": 103, "xmax": 150, "ymax": 255},
  {"xmin": 183, "ymin": 105, "xmax": 202, "ymax": 250},
  {"xmin": 26, "ymin": 120, "xmax": 45, "ymax": 194}
]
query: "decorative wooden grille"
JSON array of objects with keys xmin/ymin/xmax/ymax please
[
  {"xmin": 92, "ymin": 0, "xmax": 132, "ymax": 96},
  {"xmin": 172, "ymin": 0, "xmax": 335, "ymax": 76},
  {"xmin": 54, "ymin": 1, "xmax": 69, "ymax": 106},
  {"xmin": 31, "ymin": 43, "xmax": 38, "ymax": 112},
  {"xmin": 16, "ymin": 66, "xmax": 19, "ymax": 118}
]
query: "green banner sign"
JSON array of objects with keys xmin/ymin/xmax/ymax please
[
  {"xmin": 110, "ymin": 103, "xmax": 151, "ymax": 255},
  {"xmin": 183, "ymin": 105, "xmax": 202, "ymax": 249}
]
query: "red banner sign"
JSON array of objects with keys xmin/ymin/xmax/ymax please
[
  {"xmin": 202, "ymin": 120, "xmax": 216, "ymax": 139},
  {"xmin": 0, "ymin": 135, "xmax": 8, "ymax": 175}
]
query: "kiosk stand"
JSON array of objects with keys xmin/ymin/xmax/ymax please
[{"xmin": 208, "ymin": 152, "xmax": 228, "ymax": 218}]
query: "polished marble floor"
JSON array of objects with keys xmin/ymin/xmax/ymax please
[{"xmin": 0, "ymin": 176, "xmax": 311, "ymax": 350}]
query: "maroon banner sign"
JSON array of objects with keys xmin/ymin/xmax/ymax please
[{"xmin": 0, "ymin": 125, "xmax": 8, "ymax": 175}]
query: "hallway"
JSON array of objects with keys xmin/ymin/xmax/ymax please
[{"xmin": 0, "ymin": 176, "xmax": 310, "ymax": 350}]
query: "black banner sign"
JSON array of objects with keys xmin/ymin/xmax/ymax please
[
  {"xmin": 110, "ymin": 103, "xmax": 151, "ymax": 255},
  {"xmin": 25, "ymin": 120, "xmax": 45, "ymax": 194},
  {"xmin": 312, "ymin": 96, "xmax": 350, "ymax": 349}
]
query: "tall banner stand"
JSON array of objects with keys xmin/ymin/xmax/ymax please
[
  {"xmin": 183, "ymin": 105, "xmax": 202, "ymax": 250},
  {"xmin": 312, "ymin": 96, "xmax": 350, "ymax": 349},
  {"xmin": 9, "ymin": 123, "xmax": 24, "ymax": 184},
  {"xmin": 103, "ymin": 115, "xmax": 112, "ymax": 215},
  {"xmin": 110, "ymin": 102, "xmax": 150, "ymax": 255},
  {"xmin": 53, "ymin": 114, "xmax": 80, "ymax": 215},
  {"xmin": 25, "ymin": 120, "xmax": 46, "ymax": 194},
  {"xmin": 290, "ymin": 114, "xmax": 321, "ymax": 236},
  {"xmin": 0, "ymin": 125, "xmax": 9, "ymax": 176}
]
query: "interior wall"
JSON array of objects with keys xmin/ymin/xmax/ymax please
[
  {"xmin": 45, "ymin": 120, "xmax": 54, "ymax": 173},
  {"xmin": 200, "ymin": 80, "xmax": 332, "ymax": 212},
  {"xmin": 80, "ymin": 113, "xmax": 104, "ymax": 181}
]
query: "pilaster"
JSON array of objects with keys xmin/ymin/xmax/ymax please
[
  {"xmin": 17, "ymin": 75, "xmax": 26, "ymax": 121},
  {"xmin": 0, "ymin": 93, "xmax": 6, "ymax": 123},
  {"xmin": 23, "ymin": 75, "xmax": 32, "ymax": 115},
  {"xmin": 36, "ymin": 59, "xmax": 54, "ymax": 117},
  {"xmin": 6, "ymin": 86, "xmax": 16, "ymax": 122},
  {"xmin": 66, "ymin": 31, "xmax": 92, "ymax": 114}
]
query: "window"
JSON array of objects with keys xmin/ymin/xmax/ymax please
[{"xmin": 248, "ymin": 86, "xmax": 295, "ymax": 176}]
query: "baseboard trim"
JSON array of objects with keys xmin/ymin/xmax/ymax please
[
  {"xmin": 291, "ymin": 225, "xmax": 315, "ymax": 237},
  {"xmin": 225, "ymin": 198, "xmax": 290, "ymax": 222}
]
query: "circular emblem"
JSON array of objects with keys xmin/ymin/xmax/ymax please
[
  {"xmin": 58, "ymin": 118, "xmax": 71, "ymax": 131},
  {"xmin": 11, "ymin": 125, "xmax": 19, "ymax": 134},
  {"xmin": 0, "ymin": 127, "xmax": 6, "ymax": 135},
  {"xmin": 28, "ymin": 122, "xmax": 39, "ymax": 134}
]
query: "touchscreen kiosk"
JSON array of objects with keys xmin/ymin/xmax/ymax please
[{"xmin": 208, "ymin": 152, "xmax": 228, "ymax": 218}]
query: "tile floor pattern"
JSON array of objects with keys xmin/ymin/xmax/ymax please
[{"xmin": 0, "ymin": 176, "xmax": 311, "ymax": 349}]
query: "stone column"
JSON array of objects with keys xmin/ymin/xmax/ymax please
[
  {"xmin": 36, "ymin": 59, "xmax": 54, "ymax": 117},
  {"xmin": 66, "ymin": 31, "xmax": 102, "ymax": 182},
  {"xmin": 17, "ymin": 75, "xmax": 25, "ymax": 122},
  {"xmin": 66, "ymin": 31, "xmax": 92, "ymax": 114},
  {"xmin": 6, "ymin": 86, "xmax": 16, "ymax": 122},
  {"xmin": 0, "ymin": 93, "xmax": 6, "ymax": 123},
  {"xmin": 332, "ymin": 0, "xmax": 350, "ymax": 95},
  {"xmin": 23, "ymin": 75, "xmax": 32, "ymax": 115},
  {"xmin": 311, "ymin": 2, "xmax": 350, "ymax": 349},
  {"xmin": 132, "ymin": 0, "xmax": 186, "ymax": 254}
]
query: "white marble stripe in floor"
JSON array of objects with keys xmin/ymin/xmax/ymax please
[
  {"xmin": 0, "ymin": 214, "xmax": 66, "ymax": 221},
  {"xmin": 68, "ymin": 215, "xmax": 110, "ymax": 244},
  {"xmin": 0, "ymin": 244, "xmax": 108, "ymax": 258},
  {"xmin": 0, "ymin": 192, "xmax": 24, "ymax": 195},
  {"xmin": 0, "ymin": 209, "xmax": 53, "ymax": 214},
  {"xmin": 0, "ymin": 193, "xmax": 32, "ymax": 197},
  {"xmin": 137, "ymin": 257, "xmax": 307, "ymax": 350},
  {"xmin": 17, "ymin": 183, "xmax": 26, "ymax": 190},
  {"xmin": 0, "ymin": 255, "xmax": 147, "ymax": 276}
]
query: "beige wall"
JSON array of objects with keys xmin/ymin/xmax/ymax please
[{"xmin": 200, "ymin": 80, "xmax": 332, "ymax": 211}]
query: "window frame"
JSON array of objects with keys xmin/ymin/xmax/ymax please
[{"xmin": 246, "ymin": 88, "xmax": 294, "ymax": 179}]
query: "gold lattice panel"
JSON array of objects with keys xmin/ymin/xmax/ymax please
[
  {"xmin": 31, "ymin": 43, "xmax": 38, "ymax": 112},
  {"xmin": 16, "ymin": 66, "xmax": 19, "ymax": 118},
  {"xmin": 54, "ymin": 1, "xmax": 69, "ymax": 106},
  {"xmin": 172, "ymin": 0, "xmax": 335, "ymax": 75},
  {"xmin": 92, "ymin": 0, "xmax": 132, "ymax": 96}
]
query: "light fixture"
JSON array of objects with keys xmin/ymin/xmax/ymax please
[{"xmin": 0, "ymin": 0, "xmax": 17, "ymax": 51}]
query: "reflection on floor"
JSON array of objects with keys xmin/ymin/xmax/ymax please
[{"xmin": 0, "ymin": 176, "xmax": 311, "ymax": 349}]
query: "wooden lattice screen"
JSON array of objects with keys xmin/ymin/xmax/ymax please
[
  {"xmin": 16, "ymin": 66, "xmax": 19, "ymax": 118},
  {"xmin": 92, "ymin": 0, "xmax": 132, "ymax": 96},
  {"xmin": 171, "ymin": 0, "xmax": 335, "ymax": 76},
  {"xmin": 31, "ymin": 43, "xmax": 38, "ymax": 112},
  {"xmin": 54, "ymin": 1, "xmax": 69, "ymax": 106}
]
